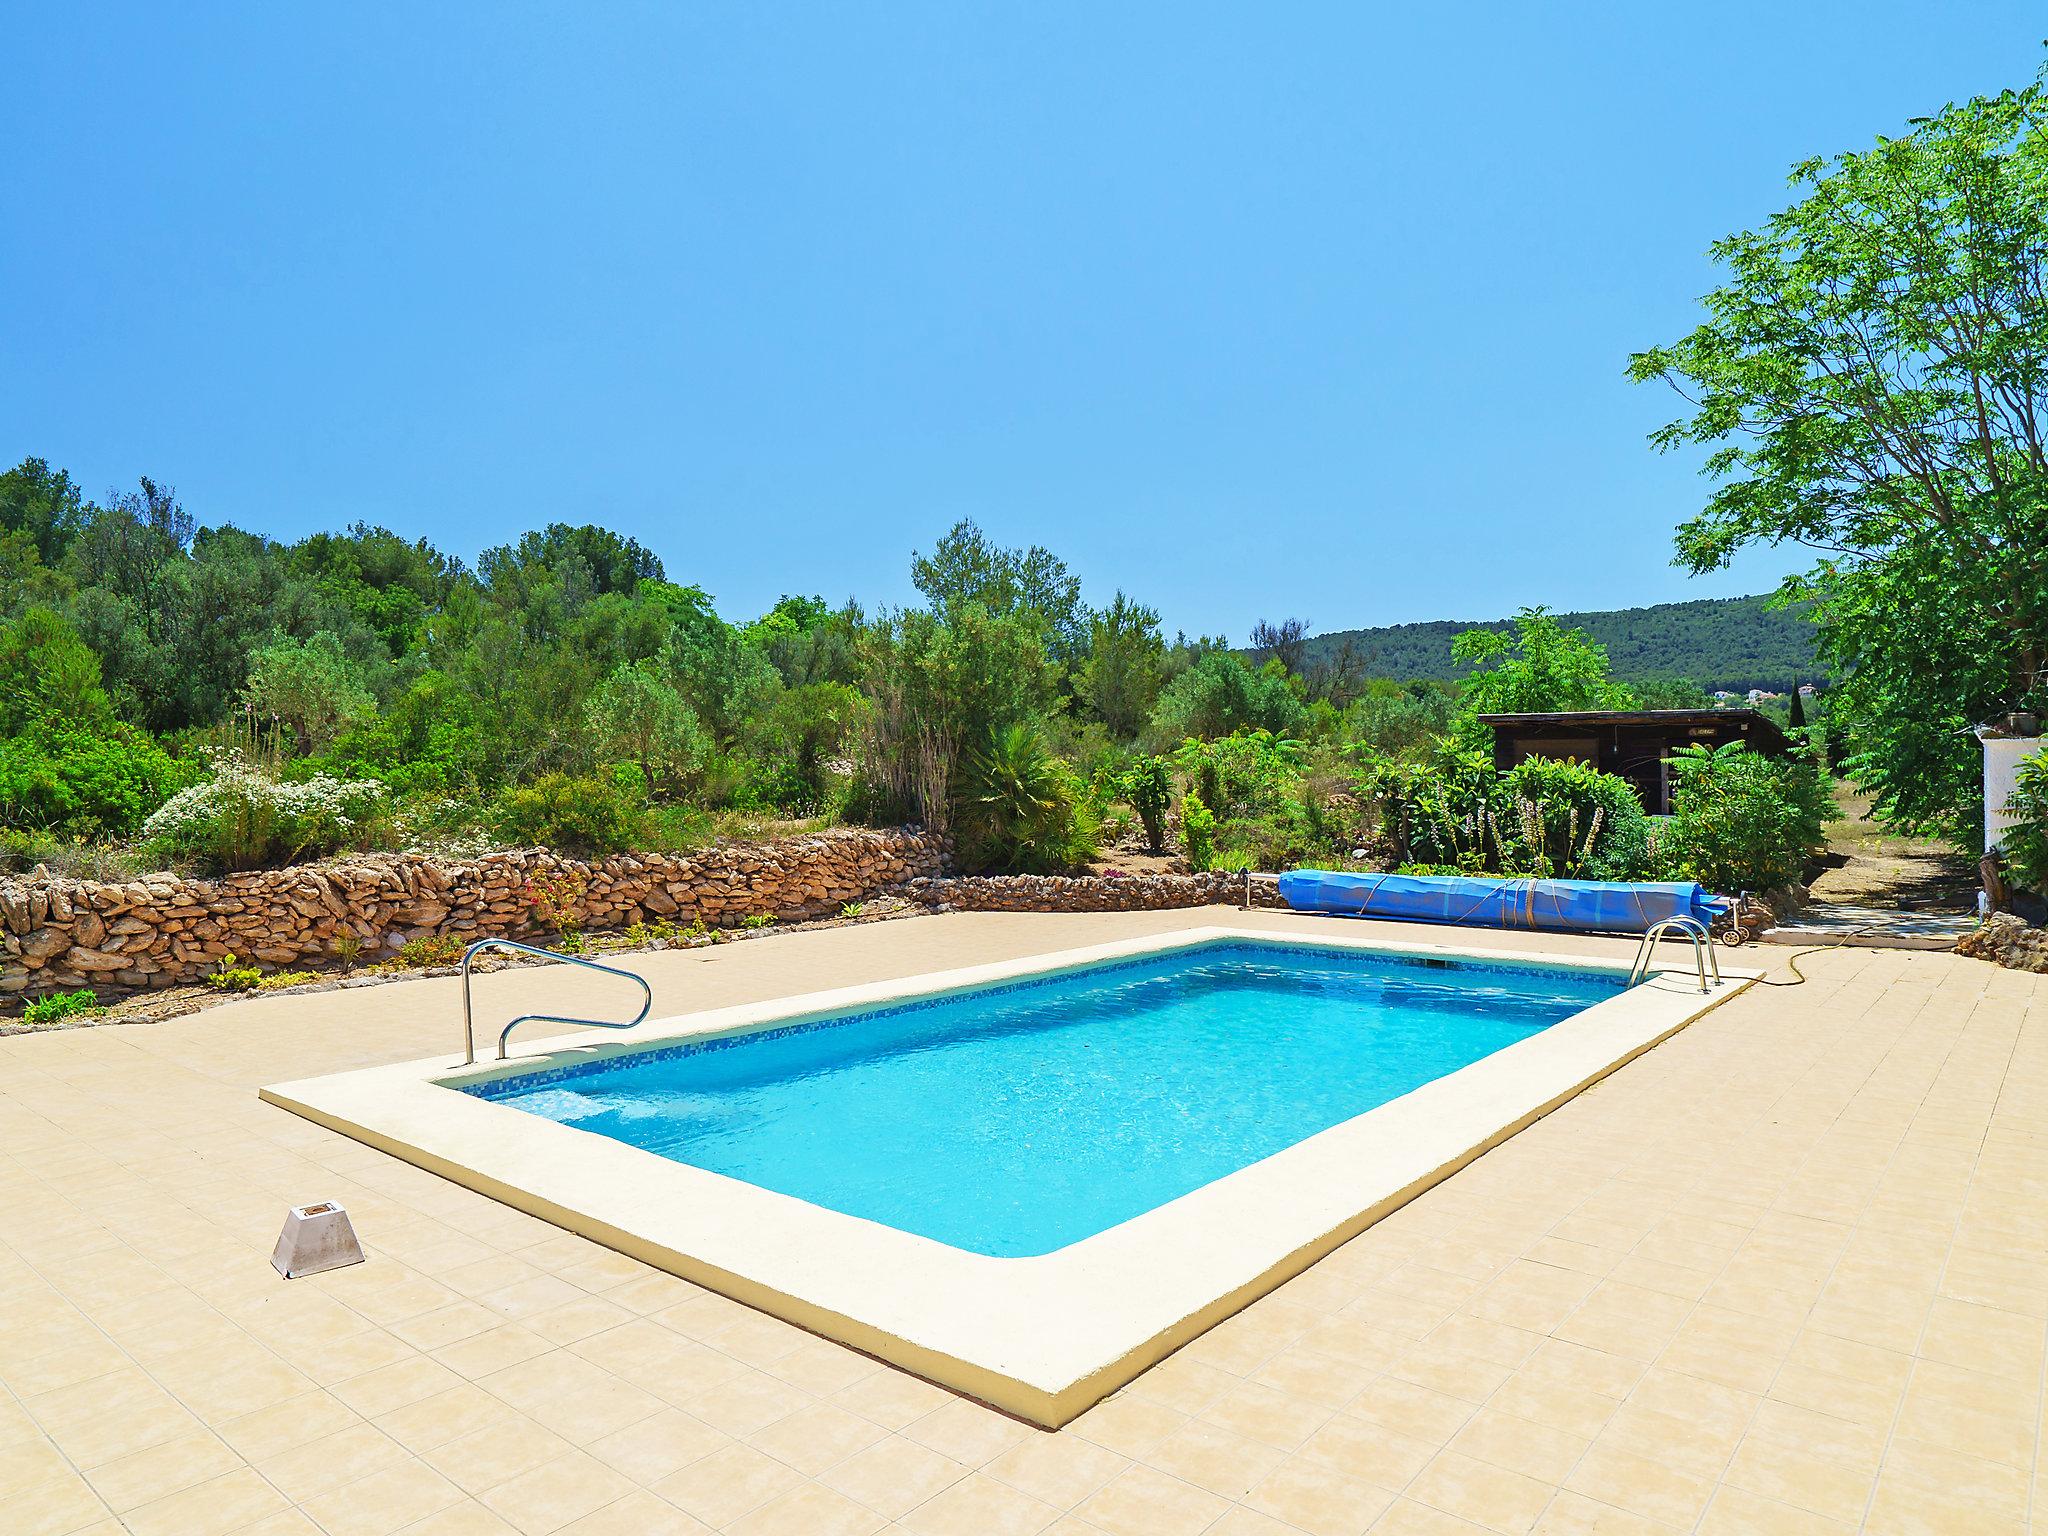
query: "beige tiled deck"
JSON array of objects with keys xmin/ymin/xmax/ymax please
[{"xmin": 2, "ymin": 908, "xmax": 2042, "ymax": 1535}]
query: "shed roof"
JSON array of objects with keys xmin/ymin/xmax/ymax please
[{"xmin": 1477, "ymin": 708, "xmax": 1793, "ymax": 752}]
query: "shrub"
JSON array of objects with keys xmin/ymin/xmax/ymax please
[
  {"xmin": 0, "ymin": 722, "xmax": 193, "ymax": 838},
  {"xmin": 1356, "ymin": 748, "xmax": 1500, "ymax": 871},
  {"xmin": 1171, "ymin": 731, "xmax": 1305, "ymax": 823},
  {"xmin": 1352, "ymin": 749, "xmax": 1653, "ymax": 880},
  {"xmin": 1661, "ymin": 741, "xmax": 1832, "ymax": 891},
  {"xmin": 396, "ymin": 933, "xmax": 466, "ymax": 968},
  {"xmin": 1181, "ymin": 791, "xmax": 1216, "ymax": 871},
  {"xmin": 205, "ymin": 953, "xmax": 264, "ymax": 992},
  {"xmin": 740, "ymin": 912, "xmax": 775, "ymax": 929},
  {"xmin": 2000, "ymin": 751, "xmax": 2048, "ymax": 898},
  {"xmin": 1145, "ymin": 653, "xmax": 1305, "ymax": 749},
  {"xmin": 22, "ymin": 988, "xmax": 101, "ymax": 1026},
  {"xmin": 491, "ymin": 772, "xmax": 650, "ymax": 855},
  {"xmin": 1120, "ymin": 756, "xmax": 1172, "ymax": 852},
  {"xmin": 958, "ymin": 723, "xmax": 1099, "ymax": 873},
  {"xmin": 142, "ymin": 751, "xmax": 388, "ymax": 872},
  {"xmin": 523, "ymin": 872, "xmax": 589, "ymax": 944},
  {"xmin": 730, "ymin": 756, "xmax": 825, "ymax": 817},
  {"xmin": 1501, "ymin": 757, "xmax": 1656, "ymax": 880}
]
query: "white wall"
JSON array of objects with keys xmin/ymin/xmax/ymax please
[{"xmin": 1985, "ymin": 736, "xmax": 2047, "ymax": 852}]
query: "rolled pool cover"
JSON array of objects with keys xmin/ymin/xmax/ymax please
[{"xmin": 1275, "ymin": 869, "xmax": 1724, "ymax": 936}]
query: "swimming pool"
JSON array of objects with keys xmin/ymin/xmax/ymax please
[
  {"xmin": 264, "ymin": 924, "xmax": 1750, "ymax": 1424},
  {"xmin": 466, "ymin": 942, "xmax": 1621, "ymax": 1256}
]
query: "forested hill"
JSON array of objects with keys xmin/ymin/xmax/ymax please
[{"xmin": 1296, "ymin": 595, "xmax": 1821, "ymax": 695}]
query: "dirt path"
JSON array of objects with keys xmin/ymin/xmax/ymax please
[{"xmin": 1807, "ymin": 782, "xmax": 1979, "ymax": 913}]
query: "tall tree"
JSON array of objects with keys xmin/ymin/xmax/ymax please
[
  {"xmin": 1451, "ymin": 608, "xmax": 1634, "ymax": 730},
  {"xmin": 1630, "ymin": 73, "xmax": 2048, "ymax": 840},
  {"xmin": 1077, "ymin": 591, "xmax": 1164, "ymax": 739}
]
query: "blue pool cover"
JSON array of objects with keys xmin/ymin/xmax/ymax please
[{"xmin": 1277, "ymin": 870, "xmax": 1722, "ymax": 935}]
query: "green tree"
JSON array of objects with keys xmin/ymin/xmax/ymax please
[
  {"xmin": 243, "ymin": 632, "xmax": 378, "ymax": 755},
  {"xmin": 912, "ymin": 520, "xmax": 1088, "ymax": 661},
  {"xmin": 0, "ymin": 608, "xmax": 114, "ymax": 735},
  {"xmin": 1077, "ymin": 591, "xmax": 1164, "ymax": 739},
  {"xmin": 1450, "ymin": 608, "xmax": 1634, "ymax": 733},
  {"xmin": 1630, "ymin": 73, "xmax": 2048, "ymax": 842},
  {"xmin": 1633, "ymin": 677, "xmax": 1714, "ymax": 710},
  {"xmin": 1144, "ymin": 653, "xmax": 1305, "ymax": 748},
  {"xmin": 585, "ymin": 662, "xmax": 710, "ymax": 795},
  {"xmin": 0, "ymin": 457, "xmax": 88, "ymax": 567}
]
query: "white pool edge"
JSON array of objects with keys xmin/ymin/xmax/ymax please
[{"xmin": 261, "ymin": 925, "xmax": 1759, "ymax": 1427}]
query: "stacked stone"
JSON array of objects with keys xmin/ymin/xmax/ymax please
[
  {"xmin": 908, "ymin": 871, "xmax": 1286, "ymax": 913},
  {"xmin": 1, "ymin": 828, "xmax": 944, "ymax": 997},
  {"xmin": 1958, "ymin": 912, "xmax": 2048, "ymax": 974}
]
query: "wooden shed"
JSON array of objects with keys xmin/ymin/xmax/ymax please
[{"xmin": 1479, "ymin": 708, "xmax": 1793, "ymax": 816}]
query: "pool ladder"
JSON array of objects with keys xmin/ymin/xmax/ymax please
[
  {"xmin": 459, "ymin": 939, "xmax": 653, "ymax": 1064},
  {"xmin": 1626, "ymin": 916, "xmax": 1722, "ymax": 994}
]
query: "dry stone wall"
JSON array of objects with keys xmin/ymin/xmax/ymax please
[
  {"xmin": 910, "ymin": 870, "xmax": 1285, "ymax": 913},
  {"xmin": 2, "ymin": 828, "xmax": 944, "ymax": 997},
  {"xmin": 1958, "ymin": 913, "xmax": 2048, "ymax": 974}
]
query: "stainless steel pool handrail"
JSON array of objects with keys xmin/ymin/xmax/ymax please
[
  {"xmin": 459, "ymin": 939, "xmax": 653, "ymax": 1064},
  {"xmin": 1626, "ymin": 916, "xmax": 1721, "ymax": 994}
]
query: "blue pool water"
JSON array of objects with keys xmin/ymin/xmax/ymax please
[{"xmin": 466, "ymin": 942, "xmax": 1623, "ymax": 1257}]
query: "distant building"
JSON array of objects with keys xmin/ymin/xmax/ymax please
[
  {"xmin": 1745, "ymin": 688, "xmax": 1779, "ymax": 706},
  {"xmin": 1797, "ymin": 683, "xmax": 1817, "ymax": 697},
  {"xmin": 1480, "ymin": 709, "xmax": 1794, "ymax": 815},
  {"xmin": 1711, "ymin": 690, "xmax": 1741, "ymax": 703}
]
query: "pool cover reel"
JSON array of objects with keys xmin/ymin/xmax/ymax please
[{"xmin": 1276, "ymin": 870, "xmax": 1725, "ymax": 936}]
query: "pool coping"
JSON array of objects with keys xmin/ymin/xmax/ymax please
[{"xmin": 260, "ymin": 925, "xmax": 1759, "ymax": 1427}]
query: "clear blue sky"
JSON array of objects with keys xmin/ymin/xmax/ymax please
[{"xmin": 5, "ymin": 6, "xmax": 2039, "ymax": 641}]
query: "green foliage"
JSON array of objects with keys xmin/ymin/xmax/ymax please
[
  {"xmin": 0, "ymin": 458, "xmax": 88, "ymax": 567},
  {"xmin": 395, "ymin": 933, "xmax": 466, "ymax": 968},
  {"xmin": 1350, "ymin": 747, "xmax": 1653, "ymax": 879},
  {"xmin": 1502, "ymin": 757, "xmax": 1655, "ymax": 880},
  {"xmin": 142, "ymin": 752, "xmax": 388, "ymax": 872},
  {"xmin": 491, "ymin": 772, "xmax": 651, "ymax": 855},
  {"xmin": 1341, "ymin": 680, "xmax": 1454, "ymax": 760},
  {"xmin": 1451, "ymin": 608, "xmax": 1634, "ymax": 737},
  {"xmin": 1289, "ymin": 596, "xmax": 1820, "ymax": 697},
  {"xmin": 1146, "ymin": 653, "xmax": 1305, "ymax": 749},
  {"xmin": 242, "ymin": 631, "xmax": 378, "ymax": 755},
  {"xmin": 1077, "ymin": 592, "xmax": 1165, "ymax": 738},
  {"xmin": 740, "ymin": 912, "xmax": 776, "ymax": 929},
  {"xmin": 585, "ymin": 662, "xmax": 710, "ymax": 795},
  {"xmin": 1998, "ymin": 751, "xmax": 2048, "ymax": 898},
  {"xmin": 205, "ymin": 953, "xmax": 264, "ymax": 992},
  {"xmin": 960, "ymin": 722, "xmax": 1098, "ymax": 874},
  {"xmin": 0, "ymin": 608, "xmax": 114, "ymax": 734},
  {"xmin": 0, "ymin": 723, "xmax": 192, "ymax": 838},
  {"xmin": 1661, "ymin": 742, "xmax": 1832, "ymax": 891},
  {"xmin": 1120, "ymin": 756, "xmax": 1172, "ymax": 852},
  {"xmin": 22, "ymin": 988, "xmax": 101, "ymax": 1026},
  {"xmin": 1632, "ymin": 72, "xmax": 2048, "ymax": 843},
  {"xmin": 1171, "ymin": 731, "xmax": 1306, "ymax": 823},
  {"xmin": 912, "ymin": 519, "xmax": 1088, "ymax": 661},
  {"xmin": 1632, "ymin": 676, "xmax": 1714, "ymax": 710},
  {"xmin": 1180, "ymin": 791, "xmax": 1216, "ymax": 871}
]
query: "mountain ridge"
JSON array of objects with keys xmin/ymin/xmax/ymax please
[{"xmin": 1291, "ymin": 594, "xmax": 1821, "ymax": 696}]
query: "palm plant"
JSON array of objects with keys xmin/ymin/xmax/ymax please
[{"xmin": 963, "ymin": 722, "xmax": 1097, "ymax": 873}]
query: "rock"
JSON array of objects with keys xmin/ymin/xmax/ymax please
[
  {"xmin": 65, "ymin": 946, "xmax": 130, "ymax": 973},
  {"xmin": 1958, "ymin": 912, "xmax": 2048, "ymax": 974}
]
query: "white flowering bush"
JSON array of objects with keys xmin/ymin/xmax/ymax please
[{"xmin": 142, "ymin": 750, "xmax": 390, "ymax": 871}]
